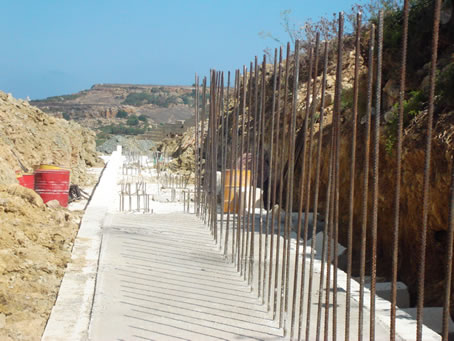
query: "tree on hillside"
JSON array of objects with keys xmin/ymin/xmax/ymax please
[
  {"xmin": 116, "ymin": 110, "xmax": 128, "ymax": 118},
  {"xmin": 126, "ymin": 115, "xmax": 139, "ymax": 126},
  {"xmin": 138, "ymin": 114, "xmax": 148, "ymax": 122}
]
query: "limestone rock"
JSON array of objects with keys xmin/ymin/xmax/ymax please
[{"xmin": 46, "ymin": 199, "xmax": 61, "ymax": 209}]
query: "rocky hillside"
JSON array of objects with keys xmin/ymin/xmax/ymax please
[
  {"xmin": 31, "ymin": 83, "xmax": 196, "ymax": 128},
  {"xmin": 0, "ymin": 91, "xmax": 103, "ymax": 340},
  {"xmin": 0, "ymin": 91, "xmax": 102, "ymax": 185}
]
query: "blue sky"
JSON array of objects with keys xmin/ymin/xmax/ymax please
[{"xmin": 0, "ymin": 0, "xmax": 359, "ymax": 99}]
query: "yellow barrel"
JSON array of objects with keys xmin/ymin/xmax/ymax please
[
  {"xmin": 223, "ymin": 169, "xmax": 251, "ymax": 213},
  {"xmin": 37, "ymin": 164, "xmax": 69, "ymax": 171}
]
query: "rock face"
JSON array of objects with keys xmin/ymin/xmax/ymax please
[
  {"xmin": 0, "ymin": 91, "xmax": 102, "ymax": 185},
  {"xmin": 158, "ymin": 126, "xmax": 196, "ymax": 176}
]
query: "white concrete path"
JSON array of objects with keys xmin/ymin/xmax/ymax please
[{"xmin": 88, "ymin": 213, "xmax": 285, "ymax": 341}]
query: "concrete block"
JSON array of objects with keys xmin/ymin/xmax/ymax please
[
  {"xmin": 401, "ymin": 307, "xmax": 454, "ymax": 335},
  {"xmin": 364, "ymin": 281, "xmax": 410, "ymax": 308},
  {"xmin": 308, "ymin": 231, "xmax": 346, "ymax": 259}
]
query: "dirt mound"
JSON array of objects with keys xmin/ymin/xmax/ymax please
[
  {"xmin": 0, "ymin": 91, "xmax": 103, "ymax": 186},
  {"xmin": 0, "ymin": 184, "xmax": 81, "ymax": 340}
]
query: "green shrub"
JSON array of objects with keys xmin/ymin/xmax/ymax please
[
  {"xmin": 62, "ymin": 112, "xmax": 71, "ymax": 120},
  {"xmin": 437, "ymin": 63, "xmax": 454, "ymax": 107},
  {"xmin": 127, "ymin": 115, "xmax": 139, "ymax": 126},
  {"xmin": 138, "ymin": 114, "xmax": 148, "ymax": 122},
  {"xmin": 341, "ymin": 88, "xmax": 354, "ymax": 111},
  {"xmin": 116, "ymin": 110, "xmax": 128, "ymax": 118},
  {"xmin": 98, "ymin": 124, "xmax": 145, "ymax": 135},
  {"xmin": 384, "ymin": 89, "xmax": 426, "ymax": 155}
]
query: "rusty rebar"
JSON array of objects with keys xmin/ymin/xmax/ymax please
[
  {"xmin": 219, "ymin": 72, "xmax": 226, "ymax": 247},
  {"xmin": 239, "ymin": 66, "xmax": 249, "ymax": 275},
  {"xmin": 370, "ymin": 12, "xmax": 383, "ymax": 341},
  {"xmin": 211, "ymin": 70, "xmax": 219, "ymax": 242},
  {"xmin": 443, "ymin": 164, "xmax": 454, "ymax": 340},
  {"xmin": 261, "ymin": 53, "xmax": 271, "ymax": 304},
  {"xmin": 198, "ymin": 77, "xmax": 206, "ymax": 220},
  {"xmin": 299, "ymin": 34, "xmax": 320, "ymax": 341},
  {"xmin": 200, "ymin": 77, "xmax": 207, "ymax": 222},
  {"xmin": 358, "ymin": 25, "xmax": 375, "ymax": 341},
  {"xmin": 290, "ymin": 43, "xmax": 314, "ymax": 340},
  {"xmin": 417, "ymin": 1, "xmax": 442, "ymax": 339},
  {"xmin": 332, "ymin": 13, "xmax": 344, "ymax": 341},
  {"xmin": 224, "ymin": 71, "xmax": 238, "ymax": 256},
  {"xmin": 324, "ymin": 123, "xmax": 336, "ymax": 341},
  {"xmin": 246, "ymin": 59, "xmax": 257, "ymax": 284},
  {"xmin": 195, "ymin": 74, "xmax": 200, "ymax": 216},
  {"xmin": 258, "ymin": 55, "xmax": 266, "ymax": 298},
  {"xmin": 306, "ymin": 40, "xmax": 329, "ymax": 341},
  {"xmin": 282, "ymin": 39, "xmax": 300, "ymax": 335},
  {"xmin": 264, "ymin": 48, "xmax": 278, "ymax": 307},
  {"xmin": 249, "ymin": 57, "xmax": 260, "ymax": 286},
  {"xmin": 231, "ymin": 70, "xmax": 241, "ymax": 263},
  {"xmin": 237, "ymin": 67, "xmax": 247, "ymax": 271},
  {"xmin": 391, "ymin": 1, "xmax": 409, "ymax": 339},
  {"xmin": 274, "ymin": 42, "xmax": 291, "ymax": 321},
  {"xmin": 222, "ymin": 72, "xmax": 231, "ymax": 252},
  {"xmin": 345, "ymin": 12, "xmax": 361, "ymax": 341},
  {"xmin": 244, "ymin": 61, "xmax": 254, "ymax": 281},
  {"xmin": 268, "ymin": 47, "xmax": 282, "ymax": 311}
]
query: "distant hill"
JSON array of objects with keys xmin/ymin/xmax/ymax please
[{"xmin": 31, "ymin": 83, "xmax": 196, "ymax": 126}]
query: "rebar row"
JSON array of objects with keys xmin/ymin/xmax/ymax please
[{"xmin": 191, "ymin": 3, "xmax": 452, "ymax": 340}]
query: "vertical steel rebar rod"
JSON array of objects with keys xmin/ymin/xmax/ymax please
[
  {"xmin": 258, "ymin": 55, "xmax": 267, "ymax": 298},
  {"xmin": 249, "ymin": 57, "xmax": 260, "ymax": 287},
  {"xmin": 391, "ymin": 2, "xmax": 409, "ymax": 339},
  {"xmin": 219, "ymin": 72, "xmax": 225, "ymax": 248},
  {"xmin": 358, "ymin": 25, "xmax": 375, "ymax": 341},
  {"xmin": 370, "ymin": 12, "xmax": 383, "ymax": 341},
  {"xmin": 332, "ymin": 13, "xmax": 344, "ymax": 341},
  {"xmin": 417, "ymin": 1, "xmax": 442, "ymax": 339},
  {"xmin": 231, "ymin": 70, "xmax": 241, "ymax": 264},
  {"xmin": 274, "ymin": 43, "xmax": 290, "ymax": 320},
  {"xmin": 222, "ymin": 72, "xmax": 231, "ymax": 251},
  {"xmin": 268, "ymin": 47, "xmax": 282, "ymax": 310},
  {"xmin": 195, "ymin": 74, "xmax": 200, "ymax": 216},
  {"xmin": 237, "ymin": 67, "xmax": 247, "ymax": 271},
  {"xmin": 260, "ymin": 55, "xmax": 270, "ymax": 304},
  {"xmin": 211, "ymin": 70, "xmax": 218, "ymax": 242},
  {"xmin": 264, "ymin": 48, "xmax": 278, "ymax": 306},
  {"xmin": 282, "ymin": 39, "xmax": 300, "ymax": 335},
  {"xmin": 299, "ymin": 35, "xmax": 320, "ymax": 341},
  {"xmin": 315, "ymin": 92, "xmax": 333, "ymax": 340},
  {"xmin": 200, "ymin": 78, "xmax": 207, "ymax": 221},
  {"xmin": 208, "ymin": 70, "xmax": 215, "ymax": 234},
  {"xmin": 206, "ymin": 71, "xmax": 214, "ymax": 232},
  {"xmin": 224, "ymin": 72, "xmax": 239, "ymax": 256},
  {"xmin": 290, "ymin": 44, "xmax": 314, "ymax": 340},
  {"xmin": 216, "ymin": 72, "xmax": 223, "ymax": 242},
  {"xmin": 306, "ymin": 40, "xmax": 329, "ymax": 341},
  {"xmin": 443, "ymin": 165, "xmax": 454, "ymax": 341},
  {"xmin": 323, "ymin": 123, "xmax": 337, "ymax": 341},
  {"xmin": 241, "ymin": 65, "xmax": 253, "ymax": 276},
  {"xmin": 243, "ymin": 62, "xmax": 254, "ymax": 280},
  {"xmin": 345, "ymin": 13, "xmax": 361, "ymax": 341}
]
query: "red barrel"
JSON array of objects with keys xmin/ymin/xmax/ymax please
[
  {"xmin": 19, "ymin": 174, "xmax": 35, "ymax": 190},
  {"xmin": 34, "ymin": 170, "xmax": 70, "ymax": 207}
]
